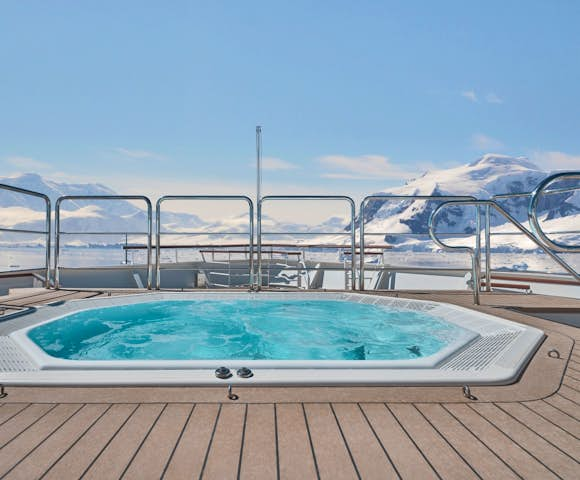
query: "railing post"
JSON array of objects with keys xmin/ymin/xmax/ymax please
[
  {"xmin": 155, "ymin": 198, "xmax": 162, "ymax": 290},
  {"xmin": 54, "ymin": 197, "xmax": 62, "ymax": 289},
  {"xmin": 0, "ymin": 184, "xmax": 52, "ymax": 288},
  {"xmin": 256, "ymin": 199, "xmax": 262, "ymax": 290},
  {"xmin": 484, "ymin": 204, "xmax": 491, "ymax": 292},
  {"xmin": 359, "ymin": 199, "xmax": 366, "ymax": 291},
  {"xmin": 473, "ymin": 206, "xmax": 481, "ymax": 304}
]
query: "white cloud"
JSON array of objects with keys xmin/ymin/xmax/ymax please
[
  {"xmin": 318, "ymin": 154, "xmax": 418, "ymax": 181},
  {"xmin": 113, "ymin": 148, "xmax": 165, "ymax": 160},
  {"xmin": 4, "ymin": 156, "xmax": 51, "ymax": 170},
  {"xmin": 461, "ymin": 90, "xmax": 504, "ymax": 104},
  {"xmin": 461, "ymin": 90, "xmax": 478, "ymax": 102},
  {"xmin": 471, "ymin": 133, "xmax": 504, "ymax": 151},
  {"xmin": 254, "ymin": 156, "xmax": 299, "ymax": 171},
  {"xmin": 485, "ymin": 92, "xmax": 503, "ymax": 104},
  {"xmin": 531, "ymin": 151, "xmax": 580, "ymax": 170}
]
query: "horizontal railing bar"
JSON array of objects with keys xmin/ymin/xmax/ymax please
[
  {"xmin": 363, "ymin": 230, "xmax": 580, "ymax": 236},
  {"xmin": 59, "ymin": 231, "xmax": 149, "ymax": 235},
  {"xmin": 125, "ymin": 243, "xmax": 392, "ymax": 250},
  {"xmin": 158, "ymin": 232, "xmax": 250, "ymax": 235},
  {"xmin": 260, "ymin": 232, "xmax": 350, "ymax": 236},
  {"xmin": 0, "ymin": 227, "xmax": 49, "ymax": 234}
]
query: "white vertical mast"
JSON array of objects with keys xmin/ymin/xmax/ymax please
[{"xmin": 256, "ymin": 125, "xmax": 262, "ymax": 204}]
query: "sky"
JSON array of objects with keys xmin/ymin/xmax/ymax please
[{"xmin": 1, "ymin": 0, "xmax": 580, "ymax": 211}]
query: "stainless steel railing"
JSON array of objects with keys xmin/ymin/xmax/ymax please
[
  {"xmin": 359, "ymin": 195, "xmax": 477, "ymax": 290},
  {"xmin": 155, "ymin": 195, "xmax": 254, "ymax": 290},
  {"xmin": 257, "ymin": 195, "xmax": 357, "ymax": 290},
  {"xmin": 55, "ymin": 195, "xmax": 153, "ymax": 289},
  {"xmin": 429, "ymin": 200, "xmax": 580, "ymax": 305},
  {"xmin": 529, "ymin": 171, "xmax": 580, "ymax": 253},
  {"xmin": 0, "ymin": 184, "xmax": 51, "ymax": 288}
]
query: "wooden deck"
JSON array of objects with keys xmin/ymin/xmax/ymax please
[{"xmin": 1, "ymin": 288, "xmax": 579, "ymax": 479}]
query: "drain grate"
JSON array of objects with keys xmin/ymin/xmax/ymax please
[
  {"xmin": 441, "ymin": 329, "xmax": 521, "ymax": 371},
  {"xmin": 0, "ymin": 337, "xmax": 38, "ymax": 372}
]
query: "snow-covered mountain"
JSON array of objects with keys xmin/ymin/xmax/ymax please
[
  {"xmin": 361, "ymin": 154, "xmax": 579, "ymax": 249},
  {"xmin": 0, "ymin": 155, "xmax": 578, "ymax": 250},
  {"xmin": 0, "ymin": 174, "xmax": 206, "ymax": 245}
]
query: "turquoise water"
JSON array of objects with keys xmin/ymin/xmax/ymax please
[{"xmin": 28, "ymin": 300, "xmax": 465, "ymax": 361}]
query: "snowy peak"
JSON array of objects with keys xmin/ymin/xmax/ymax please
[
  {"xmin": 363, "ymin": 155, "xmax": 578, "ymax": 238},
  {"xmin": 467, "ymin": 153, "xmax": 540, "ymax": 171}
]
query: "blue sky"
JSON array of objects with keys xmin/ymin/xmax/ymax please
[{"xmin": 1, "ymin": 0, "xmax": 579, "ymax": 202}]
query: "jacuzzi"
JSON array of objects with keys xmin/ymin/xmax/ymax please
[{"xmin": 3, "ymin": 292, "xmax": 544, "ymax": 386}]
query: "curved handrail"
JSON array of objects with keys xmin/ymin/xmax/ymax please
[
  {"xmin": 528, "ymin": 171, "xmax": 580, "ymax": 252},
  {"xmin": 55, "ymin": 195, "xmax": 153, "ymax": 289},
  {"xmin": 359, "ymin": 195, "xmax": 477, "ymax": 290},
  {"xmin": 0, "ymin": 184, "xmax": 51, "ymax": 288},
  {"xmin": 155, "ymin": 195, "xmax": 254, "ymax": 290},
  {"xmin": 430, "ymin": 200, "xmax": 580, "ymax": 305},
  {"xmin": 258, "ymin": 195, "xmax": 356, "ymax": 290}
]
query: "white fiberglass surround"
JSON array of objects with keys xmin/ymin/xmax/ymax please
[{"xmin": 2, "ymin": 292, "xmax": 544, "ymax": 386}]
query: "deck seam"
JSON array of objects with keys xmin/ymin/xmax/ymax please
[
  {"xmin": 564, "ymin": 372, "xmax": 580, "ymax": 382},
  {"xmin": 493, "ymin": 402, "xmax": 580, "ymax": 464},
  {"xmin": 384, "ymin": 403, "xmax": 442, "ymax": 480},
  {"xmin": 561, "ymin": 381, "xmax": 580, "ymax": 395},
  {"xmin": 438, "ymin": 403, "xmax": 523, "ymax": 479},
  {"xmin": 160, "ymin": 403, "xmax": 196, "ymax": 479},
  {"xmin": 273, "ymin": 403, "xmax": 280, "ymax": 480},
  {"xmin": 539, "ymin": 399, "xmax": 580, "ymax": 428},
  {"xmin": 0, "ymin": 403, "xmax": 31, "ymax": 427},
  {"xmin": 78, "ymin": 403, "xmax": 140, "ymax": 479},
  {"xmin": 236, "ymin": 403, "xmax": 249, "ymax": 480},
  {"xmin": 519, "ymin": 402, "xmax": 580, "ymax": 441},
  {"xmin": 551, "ymin": 393, "xmax": 580, "ymax": 418},
  {"xmin": 412, "ymin": 403, "xmax": 483, "ymax": 479},
  {"xmin": 329, "ymin": 403, "xmax": 362, "ymax": 480},
  {"xmin": 198, "ymin": 403, "xmax": 222, "ymax": 480},
  {"xmin": 465, "ymin": 403, "xmax": 563, "ymax": 479},
  {"xmin": 1, "ymin": 403, "xmax": 84, "ymax": 478},
  {"xmin": 357, "ymin": 403, "xmax": 401, "ymax": 479},
  {"xmin": 118, "ymin": 403, "xmax": 168, "ymax": 479},
  {"xmin": 301, "ymin": 403, "xmax": 321, "ymax": 480},
  {"xmin": 39, "ymin": 404, "xmax": 114, "ymax": 480},
  {"xmin": 0, "ymin": 403, "xmax": 59, "ymax": 449}
]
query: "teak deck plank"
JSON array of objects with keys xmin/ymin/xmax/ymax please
[
  {"xmin": 82, "ymin": 403, "xmax": 165, "ymax": 480},
  {"xmin": 472, "ymin": 403, "xmax": 579, "ymax": 479},
  {"xmin": 544, "ymin": 394, "xmax": 580, "ymax": 421},
  {"xmin": 0, "ymin": 403, "xmax": 29, "ymax": 425},
  {"xmin": 523, "ymin": 400, "xmax": 580, "ymax": 439},
  {"xmin": 122, "ymin": 403, "xmax": 192, "ymax": 480},
  {"xmin": 163, "ymin": 404, "xmax": 220, "ymax": 480},
  {"xmin": 42, "ymin": 404, "xmax": 138, "ymax": 480},
  {"xmin": 276, "ymin": 403, "xmax": 319, "ymax": 480},
  {"xmin": 331, "ymin": 403, "xmax": 398, "ymax": 480},
  {"xmin": 359, "ymin": 403, "xmax": 438, "ymax": 479},
  {"xmin": 496, "ymin": 402, "xmax": 580, "ymax": 461},
  {"xmin": 3, "ymin": 403, "xmax": 109, "ymax": 480},
  {"xmin": 303, "ymin": 403, "xmax": 360, "ymax": 480},
  {"xmin": 416, "ymin": 403, "xmax": 519, "ymax": 480},
  {"xmin": 389, "ymin": 403, "xmax": 479, "ymax": 479},
  {"xmin": 0, "ymin": 403, "xmax": 82, "ymax": 477},
  {"xmin": 200, "ymin": 403, "xmax": 246, "ymax": 479},
  {"xmin": 444, "ymin": 404, "xmax": 560, "ymax": 479},
  {"xmin": 238, "ymin": 404, "xmax": 278, "ymax": 480},
  {"xmin": 0, "ymin": 404, "xmax": 56, "ymax": 448}
]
